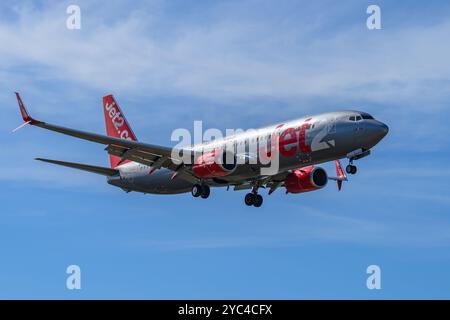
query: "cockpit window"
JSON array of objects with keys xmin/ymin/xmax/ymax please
[
  {"xmin": 361, "ymin": 113, "xmax": 374, "ymax": 120},
  {"xmin": 349, "ymin": 116, "xmax": 356, "ymax": 121},
  {"xmin": 356, "ymin": 116, "xmax": 362, "ymax": 121}
]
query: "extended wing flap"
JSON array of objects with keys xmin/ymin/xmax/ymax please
[{"xmin": 105, "ymin": 144, "xmax": 181, "ymax": 170}]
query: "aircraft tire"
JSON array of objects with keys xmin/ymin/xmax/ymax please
[
  {"xmin": 245, "ymin": 193, "xmax": 255, "ymax": 206},
  {"xmin": 192, "ymin": 184, "xmax": 202, "ymax": 197},
  {"xmin": 346, "ymin": 164, "xmax": 357, "ymax": 175},
  {"xmin": 200, "ymin": 185, "xmax": 210, "ymax": 199},
  {"xmin": 346, "ymin": 165, "xmax": 353, "ymax": 174},
  {"xmin": 253, "ymin": 194, "xmax": 263, "ymax": 207}
]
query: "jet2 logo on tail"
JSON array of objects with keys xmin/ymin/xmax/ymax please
[{"xmin": 105, "ymin": 102, "xmax": 132, "ymax": 140}]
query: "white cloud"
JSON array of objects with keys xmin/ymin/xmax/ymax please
[{"xmin": 1, "ymin": 1, "xmax": 450, "ymax": 109}]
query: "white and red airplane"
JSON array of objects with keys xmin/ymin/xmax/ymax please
[{"xmin": 14, "ymin": 93, "xmax": 388, "ymax": 207}]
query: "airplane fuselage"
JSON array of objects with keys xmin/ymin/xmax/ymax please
[{"xmin": 107, "ymin": 110, "xmax": 388, "ymax": 194}]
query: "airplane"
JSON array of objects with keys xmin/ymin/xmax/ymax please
[{"xmin": 13, "ymin": 92, "xmax": 388, "ymax": 207}]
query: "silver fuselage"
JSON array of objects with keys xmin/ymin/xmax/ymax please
[{"xmin": 107, "ymin": 110, "xmax": 388, "ymax": 194}]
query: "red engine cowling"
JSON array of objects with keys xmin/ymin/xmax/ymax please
[
  {"xmin": 284, "ymin": 166, "xmax": 328, "ymax": 194},
  {"xmin": 192, "ymin": 149, "xmax": 236, "ymax": 179}
]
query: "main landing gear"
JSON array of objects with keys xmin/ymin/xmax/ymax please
[
  {"xmin": 244, "ymin": 187, "xmax": 263, "ymax": 207},
  {"xmin": 191, "ymin": 184, "xmax": 210, "ymax": 199},
  {"xmin": 245, "ymin": 193, "xmax": 263, "ymax": 207}
]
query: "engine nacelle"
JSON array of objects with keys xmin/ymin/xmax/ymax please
[
  {"xmin": 192, "ymin": 149, "xmax": 237, "ymax": 179},
  {"xmin": 284, "ymin": 166, "xmax": 328, "ymax": 194}
]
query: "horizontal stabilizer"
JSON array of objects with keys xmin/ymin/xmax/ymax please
[{"xmin": 35, "ymin": 158, "xmax": 119, "ymax": 176}]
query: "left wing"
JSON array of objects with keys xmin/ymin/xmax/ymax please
[{"xmin": 14, "ymin": 93, "xmax": 188, "ymax": 174}]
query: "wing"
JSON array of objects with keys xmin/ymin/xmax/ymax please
[
  {"xmin": 14, "ymin": 93, "xmax": 187, "ymax": 173},
  {"xmin": 35, "ymin": 158, "xmax": 119, "ymax": 176},
  {"xmin": 232, "ymin": 171, "xmax": 289, "ymax": 195}
]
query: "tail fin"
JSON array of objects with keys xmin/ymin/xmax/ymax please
[
  {"xmin": 103, "ymin": 95, "xmax": 138, "ymax": 168},
  {"xmin": 335, "ymin": 160, "xmax": 347, "ymax": 191}
]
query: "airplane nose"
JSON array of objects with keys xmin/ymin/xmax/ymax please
[
  {"xmin": 359, "ymin": 120, "xmax": 389, "ymax": 149},
  {"xmin": 379, "ymin": 122, "xmax": 389, "ymax": 137},
  {"xmin": 372, "ymin": 121, "xmax": 389, "ymax": 143}
]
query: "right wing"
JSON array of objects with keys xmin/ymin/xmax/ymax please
[{"xmin": 14, "ymin": 93, "xmax": 188, "ymax": 173}]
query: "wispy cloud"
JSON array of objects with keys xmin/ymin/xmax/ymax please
[
  {"xmin": 1, "ymin": 1, "xmax": 449, "ymax": 162},
  {"xmin": 126, "ymin": 203, "xmax": 450, "ymax": 250},
  {"xmin": 127, "ymin": 208, "xmax": 388, "ymax": 250},
  {"xmin": 1, "ymin": 1, "xmax": 450, "ymax": 108}
]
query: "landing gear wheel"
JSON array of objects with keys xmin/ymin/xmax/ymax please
[
  {"xmin": 200, "ymin": 185, "xmax": 210, "ymax": 199},
  {"xmin": 346, "ymin": 164, "xmax": 357, "ymax": 175},
  {"xmin": 253, "ymin": 194, "xmax": 263, "ymax": 207},
  {"xmin": 245, "ymin": 193, "xmax": 255, "ymax": 206},
  {"xmin": 345, "ymin": 164, "xmax": 352, "ymax": 174},
  {"xmin": 191, "ymin": 184, "xmax": 202, "ymax": 197}
]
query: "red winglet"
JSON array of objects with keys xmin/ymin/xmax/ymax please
[
  {"xmin": 15, "ymin": 92, "xmax": 33, "ymax": 122},
  {"xmin": 335, "ymin": 160, "xmax": 347, "ymax": 191},
  {"xmin": 12, "ymin": 92, "xmax": 38, "ymax": 132},
  {"xmin": 337, "ymin": 179, "xmax": 343, "ymax": 191}
]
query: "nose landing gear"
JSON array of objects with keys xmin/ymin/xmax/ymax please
[
  {"xmin": 345, "ymin": 148, "xmax": 371, "ymax": 175},
  {"xmin": 346, "ymin": 164, "xmax": 357, "ymax": 175}
]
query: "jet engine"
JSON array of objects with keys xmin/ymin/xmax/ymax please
[
  {"xmin": 192, "ymin": 149, "xmax": 237, "ymax": 179},
  {"xmin": 284, "ymin": 166, "xmax": 328, "ymax": 194}
]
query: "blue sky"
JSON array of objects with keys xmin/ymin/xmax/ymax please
[{"xmin": 1, "ymin": 0, "xmax": 450, "ymax": 299}]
